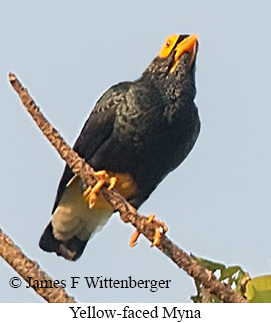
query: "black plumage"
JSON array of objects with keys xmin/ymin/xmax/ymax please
[{"xmin": 39, "ymin": 34, "xmax": 200, "ymax": 260}]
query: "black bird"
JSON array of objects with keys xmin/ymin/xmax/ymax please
[{"xmin": 39, "ymin": 34, "xmax": 201, "ymax": 261}]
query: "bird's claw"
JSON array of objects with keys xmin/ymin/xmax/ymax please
[
  {"xmin": 129, "ymin": 230, "xmax": 140, "ymax": 248},
  {"xmin": 83, "ymin": 170, "xmax": 117, "ymax": 208},
  {"xmin": 129, "ymin": 214, "xmax": 168, "ymax": 247}
]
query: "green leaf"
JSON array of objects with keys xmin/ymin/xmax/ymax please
[
  {"xmin": 191, "ymin": 254, "xmax": 248, "ymax": 302},
  {"xmin": 220, "ymin": 266, "xmax": 240, "ymax": 281},
  {"xmin": 191, "ymin": 254, "xmax": 226, "ymax": 272},
  {"xmin": 245, "ymin": 275, "xmax": 271, "ymax": 303}
]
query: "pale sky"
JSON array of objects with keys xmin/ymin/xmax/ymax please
[{"xmin": 1, "ymin": 1, "xmax": 271, "ymax": 302}]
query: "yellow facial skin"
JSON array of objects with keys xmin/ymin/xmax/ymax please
[
  {"xmin": 158, "ymin": 34, "xmax": 198, "ymax": 73},
  {"xmin": 158, "ymin": 34, "xmax": 180, "ymax": 59}
]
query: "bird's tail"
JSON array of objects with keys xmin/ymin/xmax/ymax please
[
  {"xmin": 39, "ymin": 222, "xmax": 87, "ymax": 261},
  {"xmin": 39, "ymin": 176, "xmax": 114, "ymax": 261}
]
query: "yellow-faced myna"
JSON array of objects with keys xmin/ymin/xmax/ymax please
[{"xmin": 39, "ymin": 34, "xmax": 201, "ymax": 261}]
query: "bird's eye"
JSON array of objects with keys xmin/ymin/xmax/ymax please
[{"xmin": 166, "ymin": 41, "xmax": 171, "ymax": 48}]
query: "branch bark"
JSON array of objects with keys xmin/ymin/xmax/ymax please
[
  {"xmin": 7, "ymin": 72, "xmax": 248, "ymax": 303},
  {"xmin": 0, "ymin": 228, "xmax": 76, "ymax": 303}
]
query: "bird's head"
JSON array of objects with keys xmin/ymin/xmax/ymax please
[{"xmin": 143, "ymin": 34, "xmax": 198, "ymax": 100}]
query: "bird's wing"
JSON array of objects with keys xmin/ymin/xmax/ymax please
[{"xmin": 52, "ymin": 81, "xmax": 132, "ymax": 213}]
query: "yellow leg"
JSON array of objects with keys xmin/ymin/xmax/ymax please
[
  {"xmin": 83, "ymin": 170, "xmax": 117, "ymax": 208},
  {"xmin": 83, "ymin": 178, "xmax": 106, "ymax": 208}
]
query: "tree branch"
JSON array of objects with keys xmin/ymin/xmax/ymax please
[
  {"xmin": 7, "ymin": 72, "xmax": 248, "ymax": 303},
  {"xmin": 0, "ymin": 228, "xmax": 76, "ymax": 303}
]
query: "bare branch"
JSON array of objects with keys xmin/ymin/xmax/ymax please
[
  {"xmin": 8, "ymin": 72, "xmax": 248, "ymax": 303},
  {"xmin": 0, "ymin": 228, "xmax": 76, "ymax": 303}
]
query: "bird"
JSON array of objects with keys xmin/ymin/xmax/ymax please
[{"xmin": 39, "ymin": 34, "xmax": 201, "ymax": 261}]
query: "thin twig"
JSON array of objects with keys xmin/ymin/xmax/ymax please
[{"xmin": 8, "ymin": 72, "xmax": 248, "ymax": 303}]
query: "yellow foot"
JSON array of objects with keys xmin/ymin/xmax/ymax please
[
  {"xmin": 83, "ymin": 170, "xmax": 117, "ymax": 208},
  {"xmin": 129, "ymin": 214, "xmax": 168, "ymax": 247}
]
